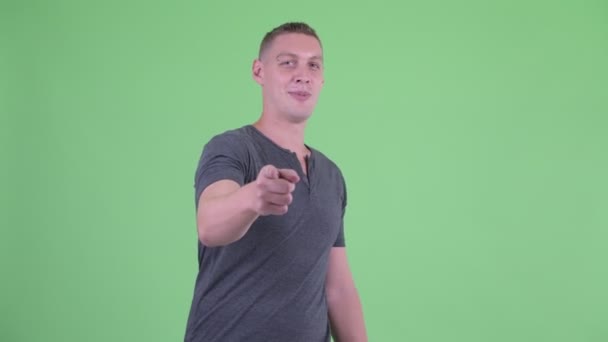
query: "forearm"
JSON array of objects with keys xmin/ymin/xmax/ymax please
[
  {"xmin": 327, "ymin": 287, "xmax": 367, "ymax": 341},
  {"xmin": 197, "ymin": 183, "xmax": 259, "ymax": 247}
]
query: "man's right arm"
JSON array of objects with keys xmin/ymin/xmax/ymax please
[
  {"xmin": 196, "ymin": 165, "xmax": 300, "ymax": 247},
  {"xmin": 196, "ymin": 179, "xmax": 259, "ymax": 247}
]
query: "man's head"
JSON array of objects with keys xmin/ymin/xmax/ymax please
[
  {"xmin": 258, "ymin": 22, "xmax": 322, "ymax": 60},
  {"xmin": 252, "ymin": 22, "xmax": 324, "ymax": 124}
]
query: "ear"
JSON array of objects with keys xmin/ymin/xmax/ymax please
[{"xmin": 252, "ymin": 59, "xmax": 264, "ymax": 86}]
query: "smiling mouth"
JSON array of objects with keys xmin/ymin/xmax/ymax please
[{"xmin": 288, "ymin": 91, "xmax": 311, "ymax": 102}]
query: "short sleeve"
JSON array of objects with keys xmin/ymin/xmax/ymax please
[
  {"xmin": 333, "ymin": 172, "xmax": 347, "ymax": 247},
  {"xmin": 193, "ymin": 133, "xmax": 249, "ymax": 208}
]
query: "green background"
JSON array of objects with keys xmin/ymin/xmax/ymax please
[{"xmin": 2, "ymin": 0, "xmax": 607, "ymax": 341}]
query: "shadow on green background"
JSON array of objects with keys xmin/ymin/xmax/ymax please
[{"xmin": 2, "ymin": 0, "xmax": 607, "ymax": 341}]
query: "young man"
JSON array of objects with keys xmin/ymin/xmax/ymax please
[{"xmin": 184, "ymin": 22, "xmax": 367, "ymax": 342}]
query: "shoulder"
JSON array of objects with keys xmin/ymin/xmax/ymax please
[
  {"xmin": 200, "ymin": 125, "xmax": 258, "ymax": 156},
  {"xmin": 205, "ymin": 125, "xmax": 253, "ymax": 148}
]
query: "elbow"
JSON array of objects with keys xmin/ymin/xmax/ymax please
[
  {"xmin": 197, "ymin": 221, "xmax": 220, "ymax": 247},
  {"xmin": 198, "ymin": 233, "xmax": 216, "ymax": 248}
]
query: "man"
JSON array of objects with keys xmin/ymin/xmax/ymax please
[{"xmin": 184, "ymin": 22, "xmax": 367, "ymax": 342}]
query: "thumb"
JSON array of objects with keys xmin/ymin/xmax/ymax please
[
  {"xmin": 278, "ymin": 169, "xmax": 300, "ymax": 183},
  {"xmin": 261, "ymin": 165, "xmax": 279, "ymax": 179}
]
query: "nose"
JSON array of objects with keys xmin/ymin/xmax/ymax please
[
  {"xmin": 293, "ymin": 67, "xmax": 311, "ymax": 84},
  {"xmin": 294, "ymin": 74, "xmax": 311, "ymax": 84}
]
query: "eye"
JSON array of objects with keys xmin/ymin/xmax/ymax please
[
  {"xmin": 309, "ymin": 62, "xmax": 321, "ymax": 70},
  {"xmin": 280, "ymin": 60, "xmax": 296, "ymax": 67}
]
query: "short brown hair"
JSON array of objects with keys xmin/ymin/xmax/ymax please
[{"xmin": 258, "ymin": 22, "xmax": 322, "ymax": 59}]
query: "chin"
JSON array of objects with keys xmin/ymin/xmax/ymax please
[{"xmin": 287, "ymin": 111, "xmax": 313, "ymax": 123}]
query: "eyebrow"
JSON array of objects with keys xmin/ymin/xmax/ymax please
[{"xmin": 276, "ymin": 52, "xmax": 323, "ymax": 61}]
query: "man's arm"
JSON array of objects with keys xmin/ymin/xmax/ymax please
[
  {"xmin": 196, "ymin": 179, "xmax": 259, "ymax": 247},
  {"xmin": 196, "ymin": 165, "xmax": 299, "ymax": 247},
  {"xmin": 326, "ymin": 247, "xmax": 367, "ymax": 341}
]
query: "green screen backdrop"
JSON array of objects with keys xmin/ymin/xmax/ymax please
[{"xmin": 2, "ymin": 0, "xmax": 607, "ymax": 341}]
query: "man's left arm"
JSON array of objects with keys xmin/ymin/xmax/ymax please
[{"xmin": 326, "ymin": 246, "xmax": 368, "ymax": 342}]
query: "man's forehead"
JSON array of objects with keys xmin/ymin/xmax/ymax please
[
  {"xmin": 275, "ymin": 52, "xmax": 323, "ymax": 60},
  {"xmin": 267, "ymin": 34, "xmax": 321, "ymax": 53}
]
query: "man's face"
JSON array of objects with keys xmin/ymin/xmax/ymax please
[{"xmin": 253, "ymin": 33, "xmax": 324, "ymax": 123}]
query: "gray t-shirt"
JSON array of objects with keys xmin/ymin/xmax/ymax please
[{"xmin": 184, "ymin": 125, "xmax": 347, "ymax": 342}]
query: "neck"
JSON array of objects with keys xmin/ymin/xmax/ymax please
[{"xmin": 253, "ymin": 114, "xmax": 309, "ymax": 156}]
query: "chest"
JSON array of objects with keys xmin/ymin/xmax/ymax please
[{"xmin": 244, "ymin": 151, "xmax": 344, "ymax": 252}]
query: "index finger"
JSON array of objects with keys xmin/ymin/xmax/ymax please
[{"xmin": 278, "ymin": 169, "xmax": 300, "ymax": 183}]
